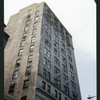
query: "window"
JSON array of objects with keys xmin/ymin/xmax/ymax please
[
  {"xmin": 31, "ymin": 36, "xmax": 35, "ymax": 43},
  {"xmin": 15, "ymin": 58, "xmax": 21, "ymax": 67},
  {"xmin": 24, "ymin": 26, "xmax": 28, "ymax": 32},
  {"xmin": 54, "ymin": 40, "xmax": 59, "ymax": 49},
  {"xmin": 35, "ymin": 11, "xmax": 39, "ymax": 16},
  {"xmin": 26, "ymin": 15, "xmax": 31, "ymax": 20},
  {"xmin": 23, "ymin": 33, "xmax": 27, "ymax": 39},
  {"xmin": 44, "ymin": 47, "xmax": 51, "ymax": 58},
  {"xmin": 71, "ymin": 81, "xmax": 76, "ymax": 89},
  {"xmin": 47, "ymin": 72, "xmax": 51, "ymax": 80},
  {"xmin": 72, "ymin": 91, "xmax": 77, "ymax": 100},
  {"xmin": 25, "ymin": 66, "xmax": 31, "ymax": 75},
  {"xmin": 20, "ymin": 40, "xmax": 25, "ymax": 47},
  {"xmin": 54, "ymin": 67, "xmax": 60, "ymax": 74},
  {"xmin": 62, "ymin": 64, "xmax": 67, "ymax": 73},
  {"xmin": 45, "ymin": 39, "xmax": 51, "ymax": 48},
  {"xmin": 18, "ymin": 49, "xmax": 23, "ymax": 56},
  {"xmin": 69, "ymin": 71, "xmax": 74, "ymax": 80},
  {"xmin": 28, "ymin": 9, "xmax": 32, "ymax": 14},
  {"xmin": 54, "ymin": 79, "xmax": 61, "ymax": 88},
  {"xmin": 64, "ymin": 86, "xmax": 70, "ymax": 95},
  {"xmin": 54, "ymin": 57, "xmax": 60, "ymax": 66},
  {"xmin": 30, "ymin": 45, "xmax": 34, "ymax": 52},
  {"xmin": 12, "ymin": 70, "xmax": 19, "ymax": 79},
  {"xmin": 54, "ymin": 17, "xmax": 58, "ymax": 29},
  {"xmin": 54, "ymin": 31, "xmax": 59, "ymax": 42},
  {"xmin": 62, "ymin": 42, "xmax": 65, "ymax": 49},
  {"xmin": 62, "ymin": 56, "xmax": 67, "ymax": 65},
  {"xmin": 28, "ymin": 55, "xmax": 33, "ymax": 63},
  {"xmin": 54, "ymin": 90, "xmax": 57, "ymax": 98},
  {"xmin": 69, "ymin": 63, "xmax": 73, "ymax": 71},
  {"xmin": 67, "ymin": 48, "xmax": 71, "ymax": 55},
  {"xmin": 61, "ymin": 48, "xmax": 66, "ymax": 55},
  {"xmin": 9, "ymin": 83, "xmax": 15, "ymax": 93},
  {"xmin": 34, "ymin": 16, "xmax": 39, "ymax": 23},
  {"xmin": 32, "ymin": 30, "xmax": 36, "ymax": 37},
  {"xmin": 65, "ymin": 97, "xmax": 67, "ymax": 100},
  {"xmin": 43, "ymin": 68, "xmax": 51, "ymax": 81},
  {"xmin": 42, "ymin": 81, "xmax": 46, "ymax": 90},
  {"xmin": 46, "ymin": 9, "xmax": 52, "ymax": 19},
  {"xmin": 43, "ymin": 57, "xmax": 51, "ymax": 68},
  {"xmin": 23, "ymin": 79, "xmax": 29, "ymax": 89},
  {"xmin": 21, "ymin": 96, "xmax": 27, "ymax": 100},
  {"xmin": 68, "ymin": 55, "xmax": 72, "ymax": 62},
  {"xmin": 26, "ymin": 20, "xmax": 30, "ymax": 26},
  {"xmin": 60, "ymin": 24, "xmax": 64, "ymax": 33},
  {"xmin": 43, "ymin": 68, "xmax": 46, "ymax": 78},
  {"xmin": 54, "ymin": 48, "xmax": 59, "ymax": 57},
  {"xmin": 63, "ymin": 74, "xmax": 68, "ymax": 82},
  {"xmin": 58, "ymin": 93, "xmax": 61, "ymax": 100},
  {"xmin": 47, "ymin": 85, "xmax": 51, "ymax": 93}
]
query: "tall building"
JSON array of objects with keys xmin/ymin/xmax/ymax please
[{"xmin": 4, "ymin": 2, "xmax": 82, "ymax": 100}]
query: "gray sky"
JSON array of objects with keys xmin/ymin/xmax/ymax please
[{"xmin": 4, "ymin": 0, "xmax": 96, "ymax": 100}]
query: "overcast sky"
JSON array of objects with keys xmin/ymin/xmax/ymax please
[{"xmin": 4, "ymin": 0, "xmax": 96, "ymax": 100}]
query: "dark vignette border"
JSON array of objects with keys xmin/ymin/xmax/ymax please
[{"xmin": 0, "ymin": 0, "xmax": 4, "ymax": 99}]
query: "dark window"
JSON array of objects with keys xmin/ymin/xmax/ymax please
[
  {"xmin": 54, "ymin": 17, "xmax": 58, "ymax": 29},
  {"xmin": 47, "ymin": 85, "xmax": 51, "ymax": 93},
  {"xmin": 46, "ymin": 9, "xmax": 52, "ymax": 19},
  {"xmin": 54, "ymin": 67, "xmax": 60, "ymax": 74},
  {"xmin": 18, "ymin": 49, "xmax": 23, "ymax": 56},
  {"xmin": 9, "ymin": 83, "xmax": 15, "ymax": 93},
  {"xmin": 67, "ymin": 48, "xmax": 71, "ymax": 55},
  {"xmin": 54, "ymin": 79, "xmax": 61, "ymax": 88},
  {"xmin": 62, "ymin": 42, "xmax": 65, "ymax": 49},
  {"xmin": 23, "ymin": 79, "xmax": 29, "ymax": 89},
  {"xmin": 71, "ymin": 81, "xmax": 76, "ymax": 89},
  {"xmin": 68, "ymin": 55, "xmax": 72, "ymax": 62},
  {"xmin": 72, "ymin": 91, "xmax": 77, "ymax": 100},
  {"xmin": 54, "ymin": 33, "xmax": 59, "ymax": 42},
  {"xmin": 64, "ymin": 86, "xmax": 70, "ymax": 95},
  {"xmin": 54, "ymin": 40, "xmax": 59, "ymax": 49},
  {"xmin": 69, "ymin": 63, "xmax": 73, "ymax": 71},
  {"xmin": 15, "ymin": 58, "xmax": 21, "ymax": 67},
  {"xmin": 54, "ymin": 57, "xmax": 60, "ymax": 66},
  {"xmin": 54, "ymin": 90, "xmax": 57, "ymax": 98},
  {"xmin": 62, "ymin": 64, "xmax": 67, "ymax": 73},
  {"xmin": 42, "ymin": 81, "xmax": 46, "ymax": 90},
  {"xmin": 58, "ymin": 93, "xmax": 61, "ymax": 100},
  {"xmin": 25, "ymin": 66, "xmax": 31, "ymax": 75},
  {"xmin": 47, "ymin": 72, "xmax": 51, "ymax": 81},
  {"xmin": 21, "ymin": 96, "xmax": 27, "ymax": 100},
  {"xmin": 28, "ymin": 55, "xmax": 33, "ymax": 63},
  {"xmin": 65, "ymin": 97, "xmax": 67, "ymax": 100},
  {"xmin": 43, "ymin": 68, "xmax": 46, "ymax": 78},
  {"xmin": 26, "ymin": 20, "xmax": 30, "ymax": 25},
  {"xmin": 63, "ymin": 74, "xmax": 68, "ymax": 82},
  {"xmin": 12, "ymin": 70, "xmax": 19, "ymax": 79}
]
